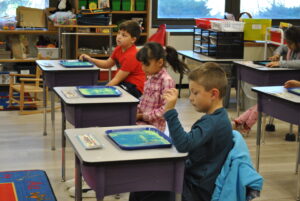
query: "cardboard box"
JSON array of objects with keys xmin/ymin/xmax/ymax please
[
  {"xmin": 17, "ymin": 6, "xmax": 46, "ymax": 28},
  {"xmin": 37, "ymin": 48, "xmax": 59, "ymax": 59}
]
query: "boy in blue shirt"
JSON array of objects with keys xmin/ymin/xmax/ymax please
[{"xmin": 129, "ymin": 62, "xmax": 233, "ymax": 201}]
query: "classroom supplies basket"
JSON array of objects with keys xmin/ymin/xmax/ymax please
[
  {"xmin": 195, "ymin": 18, "xmax": 222, "ymax": 30},
  {"xmin": 210, "ymin": 20, "xmax": 245, "ymax": 32}
]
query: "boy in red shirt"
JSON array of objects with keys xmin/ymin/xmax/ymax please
[{"xmin": 79, "ymin": 20, "xmax": 146, "ymax": 98}]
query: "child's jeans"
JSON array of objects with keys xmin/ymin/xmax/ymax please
[{"xmin": 234, "ymin": 105, "xmax": 258, "ymax": 130}]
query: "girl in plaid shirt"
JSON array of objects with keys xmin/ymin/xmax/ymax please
[{"xmin": 136, "ymin": 42, "xmax": 189, "ymax": 131}]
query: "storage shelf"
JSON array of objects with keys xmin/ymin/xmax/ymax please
[
  {"xmin": 74, "ymin": 32, "xmax": 147, "ymax": 36},
  {"xmin": 0, "ymin": 59, "xmax": 37, "ymax": 63},
  {"xmin": 0, "ymin": 30, "xmax": 57, "ymax": 34},
  {"xmin": 77, "ymin": 10, "xmax": 147, "ymax": 14},
  {"xmin": 76, "ymin": 53, "xmax": 110, "ymax": 57},
  {"xmin": 111, "ymin": 11, "xmax": 147, "ymax": 14},
  {"xmin": 55, "ymin": 25, "xmax": 117, "ymax": 28}
]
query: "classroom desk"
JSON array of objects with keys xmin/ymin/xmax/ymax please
[
  {"xmin": 252, "ymin": 86, "xmax": 300, "ymax": 200},
  {"xmin": 177, "ymin": 50, "xmax": 243, "ymax": 106},
  {"xmin": 234, "ymin": 61, "xmax": 300, "ymax": 116},
  {"xmin": 54, "ymin": 86, "xmax": 139, "ymax": 181},
  {"xmin": 65, "ymin": 125, "xmax": 187, "ymax": 201},
  {"xmin": 36, "ymin": 60, "xmax": 99, "ymax": 150}
]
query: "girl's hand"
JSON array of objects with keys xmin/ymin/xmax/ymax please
[
  {"xmin": 284, "ymin": 80, "xmax": 300, "ymax": 88},
  {"xmin": 136, "ymin": 113, "xmax": 143, "ymax": 120},
  {"xmin": 266, "ymin": 61, "xmax": 280, "ymax": 68},
  {"xmin": 79, "ymin": 54, "xmax": 91, "ymax": 61},
  {"xmin": 163, "ymin": 88, "xmax": 178, "ymax": 112},
  {"xmin": 268, "ymin": 54, "xmax": 280, "ymax": 61}
]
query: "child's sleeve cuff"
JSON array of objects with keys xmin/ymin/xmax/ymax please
[{"xmin": 164, "ymin": 109, "xmax": 178, "ymax": 120}]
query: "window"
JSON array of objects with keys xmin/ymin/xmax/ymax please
[
  {"xmin": 158, "ymin": 0, "xmax": 225, "ymax": 19},
  {"xmin": 152, "ymin": 0, "xmax": 300, "ymax": 28},
  {"xmin": 0, "ymin": 0, "xmax": 49, "ymax": 17},
  {"xmin": 153, "ymin": 0, "xmax": 226, "ymax": 28},
  {"xmin": 240, "ymin": 0, "xmax": 300, "ymax": 19}
]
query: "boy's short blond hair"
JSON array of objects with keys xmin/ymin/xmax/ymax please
[{"xmin": 188, "ymin": 62, "xmax": 228, "ymax": 98}]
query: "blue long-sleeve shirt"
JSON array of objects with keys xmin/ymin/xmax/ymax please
[{"xmin": 164, "ymin": 108, "xmax": 233, "ymax": 199}]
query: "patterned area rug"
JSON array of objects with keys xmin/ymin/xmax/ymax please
[
  {"xmin": 0, "ymin": 170, "xmax": 56, "ymax": 201},
  {"xmin": 0, "ymin": 92, "xmax": 37, "ymax": 111}
]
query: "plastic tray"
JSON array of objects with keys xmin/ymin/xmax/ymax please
[
  {"xmin": 106, "ymin": 127, "xmax": 172, "ymax": 150},
  {"xmin": 60, "ymin": 60, "xmax": 94, "ymax": 68},
  {"xmin": 253, "ymin": 60, "xmax": 271, "ymax": 66},
  {"xmin": 287, "ymin": 88, "xmax": 300, "ymax": 96},
  {"xmin": 77, "ymin": 86, "xmax": 122, "ymax": 97}
]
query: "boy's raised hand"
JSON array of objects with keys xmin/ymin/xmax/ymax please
[{"xmin": 163, "ymin": 88, "xmax": 178, "ymax": 112}]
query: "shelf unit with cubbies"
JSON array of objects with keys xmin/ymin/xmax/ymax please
[
  {"xmin": 193, "ymin": 26, "xmax": 244, "ymax": 59},
  {"xmin": 0, "ymin": 29, "xmax": 58, "ymax": 86}
]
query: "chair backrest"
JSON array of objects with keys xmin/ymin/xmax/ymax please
[{"xmin": 34, "ymin": 66, "xmax": 43, "ymax": 88}]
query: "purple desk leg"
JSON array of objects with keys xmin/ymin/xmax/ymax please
[
  {"xmin": 43, "ymin": 70, "xmax": 99, "ymax": 151},
  {"xmin": 43, "ymin": 76, "xmax": 47, "ymax": 136},
  {"xmin": 81, "ymin": 159, "xmax": 185, "ymax": 201},
  {"xmin": 61, "ymin": 102, "xmax": 66, "ymax": 182},
  {"xmin": 75, "ymin": 155, "xmax": 82, "ymax": 201},
  {"xmin": 61, "ymin": 102, "xmax": 138, "ymax": 181}
]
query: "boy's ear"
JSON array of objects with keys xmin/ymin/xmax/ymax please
[
  {"xmin": 131, "ymin": 37, "xmax": 137, "ymax": 44},
  {"xmin": 210, "ymin": 88, "xmax": 220, "ymax": 99}
]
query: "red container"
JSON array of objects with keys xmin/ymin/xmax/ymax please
[
  {"xmin": 195, "ymin": 18, "xmax": 222, "ymax": 29},
  {"xmin": 270, "ymin": 30, "xmax": 286, "ymax": 44},
  {"xmin": 99, "ymin": 70, "xmax": 117, "ymax": 81}
]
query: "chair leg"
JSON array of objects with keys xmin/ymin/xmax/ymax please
[
  {"xmin": 20, "ymin": 84, "xmax": 25, "ymax": 113},
  {"xmin": 8, "ymin": 87, "xmax": 13, "ymax": 106}
]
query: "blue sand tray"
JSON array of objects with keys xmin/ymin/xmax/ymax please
[
  {"xmin": 287, "ymin": 87, "xmax": 300, "ymax": 96},
  {"xmin": 106, "ymin": 127, "xmax": 172, "ymax": 150},
  {"xmin": 253, "ymin": 60, "xmax": 271, "ymax": 66},
  {"xmin": 77, "ymin": 86, "xmax": 122, "ymax": 97},
  {"xmin": 59, "ymin": 60, "xmax": 94, "ymax": 68}
]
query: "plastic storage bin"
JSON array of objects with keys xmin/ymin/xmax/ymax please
[
  {"xmin": 243, "ymin": 19, "xmax": 272, "ymax": 41},
  {"xmin": 270, "ymin": 28, "xmax": 286, "ymax": 44},
  {"xmin": 112, "ymin": 0, "xmax": 121, "ymax": 11},
  {"xmin": 210, "ymin": 20, "xmax": 244, "ymax": 32},
  {"xmin": 122, "ymin": 0, "xmax": 131, "ymax": 11},
  {"xmin": 195, "ymin": 18, "xmax": 222, "ymax": 30},
  {"xmin": 37, "ymin": 48, "xmax": 59, "ymax": 59},
  {"xmin": 136, "ymin": 0, "xmax": 146, "ymax": 11}
]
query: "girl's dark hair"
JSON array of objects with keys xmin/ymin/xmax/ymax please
[
  {"xmin": 136, "ymin": 42, "xmax": 189, "ymax": 75},
  {"xmin": 285, "ymin": 26, "xmax": 300, "ymax": 44}
]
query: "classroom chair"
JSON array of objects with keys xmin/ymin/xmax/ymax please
[
  {"xmin": 8, "ymin": 66, "xmax": 47, "ymax": 115},
  {"xmin": 211, "ymin": 130, "xmax": 263, "ymax": 201}
]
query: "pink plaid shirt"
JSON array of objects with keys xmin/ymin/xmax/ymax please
[{"xmin": 137, "ymin": 68, "xmax": 175, "ymax": 131}]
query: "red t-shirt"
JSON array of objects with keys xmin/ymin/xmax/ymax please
[{"xmin": 111, "ymin": 45, "xmax": 146, "ymax": 93}]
